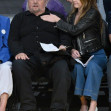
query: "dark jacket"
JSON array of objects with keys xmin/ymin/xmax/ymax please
[
  {"xmin": 8, "ymin": 8, "xmax": 74, "ymax": 69},
  {"xmin": 56, "ymin": 8, "xmax": 103, "ymax": 55},
  {"xmin": 8, "ymin": 9, "xmax": 71, "ymax": 57},
  {"xmin": 0, "ymin": 15, "xmax": 11, "ymax": 63}
]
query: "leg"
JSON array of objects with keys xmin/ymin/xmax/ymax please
[
  {"xmin": 84, "ymin": 61, "xmax": 103, "ymax": 101},
  {"xmin": 72, "ymin": 63, "xmax": 87, "ymax": 111},
  {"xmin": 73, "ymin": 63, "xmax": 85, "ymax": 96},
  {"xmin": 0, "ymin": 61, "xmax": 13, "ymax": 111},
  {"xmin": 80, "ymin": 96, "xmax": 88, "ymax": 111},
  {"xmin": 12, "ymin": 59, "xmax": 39, "ymax": 111},
  {"xmin": 50, "ymin": 60, "xmax": 71, "ymax": 110},
  {"xmin": 0, "ymin": 93, "xmax": 9, "ymax": 111},
  {"xmin": 84, "ymin": 61, "xmax": 104, "ymax": 111}
]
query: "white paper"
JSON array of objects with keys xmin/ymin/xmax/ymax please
[
  {"xmin": 40, "ymin": 42, "xmax": 60, "ymax": 52},
  {"xmin": 75, "ymin": 55, "xmax": 94, "ymax": 67}
]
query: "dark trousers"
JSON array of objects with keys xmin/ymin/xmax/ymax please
[{"xmin": 12, "ymin": 57, "xmax": 71, "ymax": 110}]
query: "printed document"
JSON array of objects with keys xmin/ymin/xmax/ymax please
[
  {"xmin": 75, "ymin": 55, "xmax": 94, "ymax": 67},
  {"xmin": 40, "ymin": 43, "xmax": 59, "ymax": 52}
]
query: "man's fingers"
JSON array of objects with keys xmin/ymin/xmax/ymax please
[{"xmin": 15, "ymin": 53, "xmax": 29, "ymax": 60}]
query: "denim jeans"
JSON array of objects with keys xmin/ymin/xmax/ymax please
[
  {"xmin": 107, "ymin": 55, "xmax": 111, "ymax": 102},
  {"xmin": 72, "ymin": 49, "xmax": 107, "ymax": 101}
]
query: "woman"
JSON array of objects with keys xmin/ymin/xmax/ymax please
[
  {"xmin": 41, "ymin": 0, "xmax": 107, "ymax": 111},
  {"xmin": 0, "ymin": 15, "xmax": 13, "ymax": 111}
]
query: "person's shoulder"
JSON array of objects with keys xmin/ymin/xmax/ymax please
[
  {"xmin": 12, "ymin": 11, "xmax": 30, "ymax": 21},
  {"xmin": 86, "ymin": 7, "xmax": 100, "ymax": 18},
  {"xmin": 88, "ymin": 7, "xmax": 99, "ymax": 15},
  {"xmin": 14, "ymin": 11, "xmax": 29, "ymax": 17},
  {"xmin": 0, "ymin": 15, "xmax": 9, "ymax": 21}
]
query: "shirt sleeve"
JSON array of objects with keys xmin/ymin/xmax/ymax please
[{"xmin": 8, "ymin": 13, "xmax": 24, "ymax": 56}]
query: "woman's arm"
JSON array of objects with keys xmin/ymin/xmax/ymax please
[
  {"xmin": 41, "ymin": 8, "xmax": 99, "ymax": 36},
  {"xmin": 56, "ymin": 8, "xmax": 99, "ymax": 36}
]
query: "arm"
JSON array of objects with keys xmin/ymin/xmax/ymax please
[
  {"xmin": 57, "ymin": 13, "xmax": 72, "ymax": 50},
  {"xmin": 8, "ymin": 14, "xmax": 24, "ymax": 57},
  {"xmin": 59, "ymin": 30, "xmax": 71, "ymax": 47},
  {"xmin": 56, "ymin": 8, "xmax": 99, "ymax": 36},
  {"xmin": 41, "ymin": 8, "xmax": 99, "ymax": 37}
]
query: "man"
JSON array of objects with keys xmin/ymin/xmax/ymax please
[{"xmin": 8, "ymin": 0, "xmax": 71, "ymax": 111}]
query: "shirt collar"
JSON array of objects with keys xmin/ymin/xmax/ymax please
[{"xmin": 25, "ymin": 8, "xmax": 50, "ymax": 16}]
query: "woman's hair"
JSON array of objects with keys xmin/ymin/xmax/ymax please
[{"xmin": 69, "ymin": 0, "xmax": 102, "ymax": 24}]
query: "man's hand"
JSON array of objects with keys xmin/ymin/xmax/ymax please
[
  {"xmin": 71, "ymin": 49, "xmax": 81, "ymax": 59},
  {"xmin": 15, "ymin": 53, "xmax": 29, "ymax": 60},
  {"xmin": 59, "ymin": 45, "xmax": 67, "ymax": 51}
]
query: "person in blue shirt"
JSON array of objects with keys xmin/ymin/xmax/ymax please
[{"xmin": 0, "ymin": 15, "xmax": 13, "ymax": 111}]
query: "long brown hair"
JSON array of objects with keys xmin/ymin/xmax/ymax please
[{"xmin": 69, "ymin": 0, "xmax": 102, "ymax": 25}]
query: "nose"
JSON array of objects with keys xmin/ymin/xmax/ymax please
[{"xmin": 33, "ymin": 0, "xmax": 37, "ymax": 3}]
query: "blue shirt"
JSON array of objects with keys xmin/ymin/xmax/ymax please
[{"xmin": 0, "ymin": 15, "xmax": 11, "ymax": 63}]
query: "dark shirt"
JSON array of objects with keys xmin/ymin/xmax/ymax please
[{"xmin": 8, "ymin": 8, "xmax": 71, "ymax": 57}]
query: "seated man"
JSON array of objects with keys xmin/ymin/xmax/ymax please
[
  {"xmin": 0, "ymin": 15, "xmax": 13, "ymax": 111},
  {"xmin": 8, "ymin": 0, "xmax": 71, "ymax": 111}
]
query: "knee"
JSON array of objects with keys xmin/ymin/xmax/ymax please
[
  {"xmin": 74, "ymin": 63, "xmax": 83, "ymax": 70},
  {"xmin": 53, "ymin": 60, "xmax": 70, "ymax": 77},
  {"xmin": 87, "ymin": 61, "xmax": 100, "ymax": 70},
  {"xmin": 12, "ymin": 59, "xmax": 27, "ymax": 73},
  {"xmin": 1, "ymin": 62, "xmax": 12, "ymax": 70},
  {"xmin": 55, "ymin": 60, "xmax": 68, "ymax": 70},
  {"xmin": 86, "ymin": 61, "xmax": 102, "ymax": 76},
  {"xmin": 73, "ymin": 63, "xmax": 84, "ymax": 77}
]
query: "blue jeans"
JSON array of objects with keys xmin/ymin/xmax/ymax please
[
  {"xmin": 107, "ymin": 55, "xmax": 111, "ymax": 102},
  {"xmin": 72, "ymin": 49, "xmax": 107, "ymax": 101}
]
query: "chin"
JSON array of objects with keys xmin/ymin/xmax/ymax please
[{"xmin": 74, "ymin": 5, "xmax": 79, "ymax": 8}]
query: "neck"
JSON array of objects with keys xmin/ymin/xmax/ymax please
[
  {"xmin": 78, "ymin": 7, "xmax": 82, "ymax": 14},
  {"xmin": 33, "ymin": 8, "xmax": 45, "ymax": 16}
]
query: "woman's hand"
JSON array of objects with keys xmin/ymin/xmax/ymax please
[
  {"xmin": 71, "ymin": 49, "xmax": 81, "ymax": 59},
  {"xmin": 41, "ymin": 14, "xmax": 60, "ymax": 23}
]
